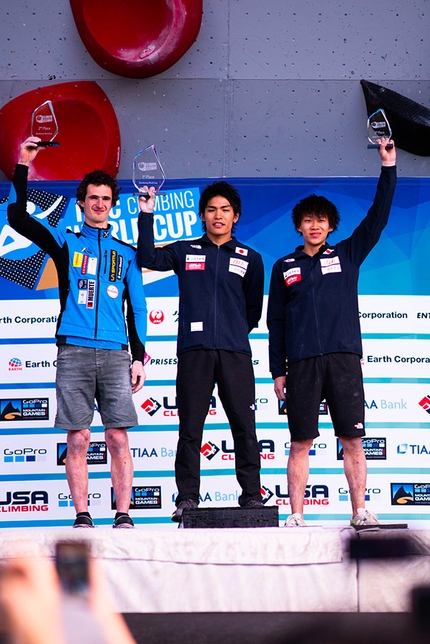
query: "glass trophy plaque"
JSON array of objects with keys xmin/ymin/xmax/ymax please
[
  {"xmin": 31, "ymin": 100, "xmax": 59, "ymax": 146},
  {"xmin": 367, "ymin": 109, "xmax": 393, "ymax": 150},
  {"xmin": 132, "ymin": 145, "xmax": 165, "ymax": 195}
]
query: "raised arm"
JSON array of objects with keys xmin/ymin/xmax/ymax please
[
  {"xmin": 342, "ymin": 138, "xmax": 397, "ymax": 264},
  {"xmin": 7, "ymin": 138, "xmax": 64, "ymax": 258}
]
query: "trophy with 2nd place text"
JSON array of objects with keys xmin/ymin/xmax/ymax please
[{"xmin": 31, "ymin": 100, "xmax": 60, "ymax": 147}]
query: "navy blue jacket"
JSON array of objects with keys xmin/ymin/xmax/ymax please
[
  {"xmin": 8, "ymin": 164, "xmax": 147, "ymax": 361},
  {"xmin": 267, "ymin": 165, "xmax": 397, "ymax": 378},
  {"xmin": 137, "ymin": 211, "xmax": 264, "ymax": 356}
]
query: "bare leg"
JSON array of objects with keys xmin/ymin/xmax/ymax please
[
  {"xmin": 105, "ymin": 428, "xmax": 133, "ymax": 513},
  {"xmin": 287, "ymin": 439, "xmax": 313, "ymax": 515},
  {"xmin": 339, "ymin": 436, "xmax": 367, "ymax": 516},
  {"xmin": 65, "ymin": 429, "xmax": 91, "ymax": 513}
]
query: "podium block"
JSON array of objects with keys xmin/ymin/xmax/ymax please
[{"xmin": 181, "ymin": 505, "xmax": 279, "ymax": 528}]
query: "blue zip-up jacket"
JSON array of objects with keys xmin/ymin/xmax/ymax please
[
  {"xmin": 137, "ymin": 211, "xmax": 264, "ymax": 356},
  {"xmin": 267, "ymin": 165, "xmax": 397, "ymax": 378},
  {"xmin": 7, "ymin": 164, "xmax": 147, "ymax": 360}
]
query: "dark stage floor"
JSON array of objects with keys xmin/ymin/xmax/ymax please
[{"xmin": 123, "ymin": 612, "xmax": 429, "ymax": 644}]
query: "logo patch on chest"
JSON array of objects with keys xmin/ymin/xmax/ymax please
[
  {"xmin": 320, "ymin": 256, "xmax": 342, "ymax": 275},
  {"xmin": 283, "ymin": 267, "xmax": 301, "ymax": 286},
  {"xmin": 185, "ymin": 254, "xmax": 206, "ymax": 270},
  {"xmin": 229, "ymin": 257, "xmax": 248, "ymax": 277}
]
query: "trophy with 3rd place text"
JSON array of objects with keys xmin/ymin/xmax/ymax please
[{"xmin": 367, "ymin": 108, "xmax": 393, "ymax": 150}]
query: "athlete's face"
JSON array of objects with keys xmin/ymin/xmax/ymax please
[
  {"xmin": 298, "ymin": 214, "xmax": 333, "ymax": 255},
  {"xmin": 79, "ymin": 184, "xmax": 113, "ymax": 228},
  {"xmin": 200, "ymin": 196, "xmax": 239, "ymax": 245}
]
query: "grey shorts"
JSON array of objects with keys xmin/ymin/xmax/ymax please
[{"xmin": 54, "ymin": 345, "xmax": 138, "ymax": 431}]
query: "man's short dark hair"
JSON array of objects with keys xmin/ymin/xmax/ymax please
[
  {"xmin": 199, "ymin": 181, "xmax": 242, "ymax": 233},
  {"xmin": 76, "ymin": 170, "xmax": 121, "ymax": 211},
  {"xmin": 292, "ymin": 194, "xmax": 340, "ymax": 233}
]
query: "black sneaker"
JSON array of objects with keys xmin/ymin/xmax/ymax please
[
  {"xmin": 73, "ymin": 514, "xmax": 95, "ymax": 528},
  {"xmin": 242, "ymin": 499, "xmax": 263, "ymax": 509},
  {"xmin": 171, "ymin": 499, "xmax": 198, "ymax": 522},
  {"xmin": 113, "ymin": 514, "xmax": 134, "ymax": 529}
]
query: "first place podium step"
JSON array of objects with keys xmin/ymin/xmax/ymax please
[{"xmin": 180, "ymin": 505, "xmax": 279, "ymax": 528}]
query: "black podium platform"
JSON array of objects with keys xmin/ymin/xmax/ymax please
[{"xmin": 181, "ymin": 505, "xmax": 279, "ymax": 528}]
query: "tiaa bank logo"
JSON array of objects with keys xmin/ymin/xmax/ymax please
[{"xmin": 397, "ymin": 443, "xmax": 430, "ymax": 455}]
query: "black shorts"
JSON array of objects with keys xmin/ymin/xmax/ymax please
[{"xmin": 285, "ymin": 353, "xmax": 365, "ymax": 441}]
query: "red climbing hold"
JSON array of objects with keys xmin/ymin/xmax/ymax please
[
  {"xmin": 0, "ymin": 81, "xmax": 121, "ymax": 181},
  {"xmin": 69, "ymin": 0, "xmax": 203, "ymax": 78}
]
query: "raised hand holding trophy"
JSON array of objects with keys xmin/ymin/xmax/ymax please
[
  {"xmin": 31, "ymin": 100, "xmax": 60, "ymax": 147},
  {"xmin": 133, "ymin": 144, "xmax": 165, "ymax": 197},
  {"xmin": 367, "ymin": 108, "xmax": 393, "ymax": 150}
]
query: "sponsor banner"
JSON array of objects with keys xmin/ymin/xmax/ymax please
[
  {"xmin": 0, "ymin": 301, "xmax": 59, "ymax": 339},
  {"xmin": 363, "ymin": 383, "xmax": 430, "ymax": 423},
  {"xmin": 57, "ymin": 441, "xmax": 108, "ymax": 467},
  {"xmin": 0, "ymin": 435, "xmax": 111, "ymax": 473},
  {"xmin": 2, "ymin": 438, "xmax": 50, "ymax": 471},
  {"xmin": 0, "ymin": 393, "xmax": 52, "ymax": 426},
  {"xmin": 359, "ymin": 295, "xmax": 430, "ymax": 335},
  {"xmin": 112, "ymin": 485, "xmax": 162, "ymax": 511},
  {"xmin": 2, "ymin": 463, "xmax": 430, "ymax": 526},
  {"xmin": 144, "ymin": 338, "xmax": 269, "ymax": 382},
  {"xmin": 135, "ymin": 381, "xmax": 430, "ymax": 427},
  {"xmin": 337, "ymin": 437, "xmax": 387, "ymax": 461},
  {"xmin": 1, "ymin": 425, "xmax": 428, "ymax": 475},
  {"xmin": 0, "ymin": 396, "xmax": 49, "ymax": 423},
  {"xmin": 362, "ymin": 338, "xmax": 430, "ymax": 378},
  {"xmin": 135, "ymin": 384, "xmax": 227, "ymax": 426},
  {"xmin": 145, "ymin": 297, "xmax": 179, "ymax": 337},
  {"xmin": 130, "ymin": 439, "xmax": 177, "ymax": 469},
  {"xmin": 0, "ymin": 485, "xmax": 51, "ymax": 520},
  {"xmin": 391, "ymin": 483, "xmax": 430, "ymax": 506},
  {"xmin": 250, "ymin": 339, "xmax": 271, "ymax": 380},
  {"xmin": 135, "ymin": 382, "xmax": 289, "ymax": 426},
  {"xmin": 1, "ymin": 343, "xmax": 58, "ymax": 384},
  {"xmin": 390, "ymin": 432, "xmax": 430, "ymax": 462},
  {"xmin": 0, "ymin": 477, "xmax": 167, "ymax": 523},
  {"xmin": 259, "ymin": 473, "xmax": 430, "ymax": 522},
  {"xmin": 144, "ymin": 343, "xmax": 178, "ymax": 379},
  {"xmin": 0, "ymin": 391, "xmax": 111, "ymax": 431}
]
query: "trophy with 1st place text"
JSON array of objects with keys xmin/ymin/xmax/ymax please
[{"xmin": 132, "ymin": 144, "xmax": 165, "ymax": 196}]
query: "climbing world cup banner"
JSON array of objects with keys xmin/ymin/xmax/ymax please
[{"xmin": 0, "ymin": 175, "xmax": 429, "ymax": 528}]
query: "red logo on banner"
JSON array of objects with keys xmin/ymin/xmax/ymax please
[{"xmin": 149, "ymin": 310, "xmax": 164, "ymax": 325}]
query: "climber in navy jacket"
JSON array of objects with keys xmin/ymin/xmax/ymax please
[
  {"xmin": 137, "ymin": 181, "xmax": 264, "ymax": 521},
  {"xmin": 267, "ymin": 139, "xmax": 397, "ymax": 528}
]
